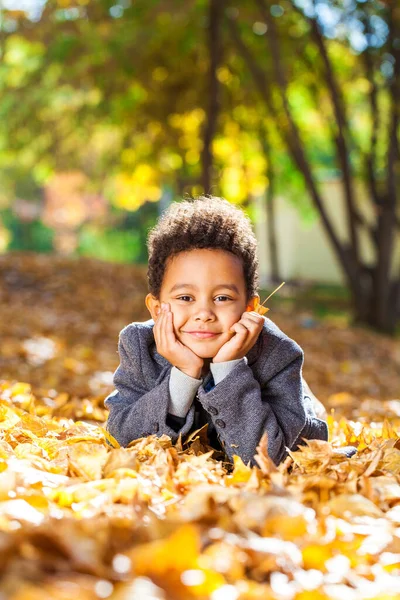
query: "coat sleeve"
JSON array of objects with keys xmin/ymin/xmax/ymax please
[
  {"xmin": 196, "ymin": 338, "xmax": 328, "ymax": 467},
  {"xmin": 104, "ymin": 327, "xmax": 196, "ymax": 447}
]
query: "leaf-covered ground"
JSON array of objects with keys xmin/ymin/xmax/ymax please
[{"xmin": 0, "ymin": 252, "xmax": 400, "ymax": 600}]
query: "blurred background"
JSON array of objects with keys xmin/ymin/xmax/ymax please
[{"xmin": 0, "ymin": 0, "xmax": 399, "ymax": 412}]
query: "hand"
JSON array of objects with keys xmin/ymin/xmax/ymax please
[
  {"xmin": 212, "ymin": 311, "xmax": 265, "ymax": 363},
  {"xmin": 153, "ymin": 302, "xmax": 204, "ymax": 379}
]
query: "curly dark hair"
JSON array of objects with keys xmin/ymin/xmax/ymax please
[{"xmin": 146, "ymin": 196, "xmax": 260, "ymax": 303}]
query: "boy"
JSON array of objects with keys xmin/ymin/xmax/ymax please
[{"xmin": 105, "ymin": 196, "xmax": 334, "ymax": 467}]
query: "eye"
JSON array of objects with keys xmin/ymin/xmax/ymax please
[{"xmin": 176, "ymin": 295, "xmax": 232, "ymax": 302}]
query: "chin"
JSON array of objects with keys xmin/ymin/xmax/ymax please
[
  {"xmin": 194, "ymin": 351, "xmax": 216, "ymax": 358},
  {"xmin": 188, "ymin": 344, "xmax": 222, "ymax": 358}
]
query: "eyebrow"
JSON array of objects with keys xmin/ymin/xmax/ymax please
[{"xmin": 169, "ymin": 283, "xmax": 240, "ymax": 294}]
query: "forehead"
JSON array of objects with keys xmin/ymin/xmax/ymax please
[{"xmin": 163, "ymin": 249, "xmax": 246, "ymax": 293}]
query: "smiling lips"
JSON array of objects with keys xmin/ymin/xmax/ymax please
[{"xmin": 184, "ymin": 332, "xmax": 220, "ymax": 339}]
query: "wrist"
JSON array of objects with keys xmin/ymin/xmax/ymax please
[
  {"xmin": 177, "ymin": 367, "xmax": 202, "ymax": 379},
  {"xmin": 212, "ymin": 357, "xmax": 232, "ymax": 364},
  {"xmin": 212, "ymin": 356, "xmax": 243, "ymax": 364}
]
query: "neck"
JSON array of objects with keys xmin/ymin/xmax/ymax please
[{"xmin": 201, "ymin": 358, "xmax": 212, "ymax": 377}]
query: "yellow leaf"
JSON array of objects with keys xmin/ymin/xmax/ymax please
[
  {"xmin": 128, "ymin": 523, "xmax": 201, "ymax": 574},
  {"xmin": 327, "ymin": 493, "xmax": 383, "ymax": 518},
  {"xmin": 254, "ymin": 282, "xmax": 286, "ymax": 315},
  {"xmin": 225, "ymin": 454, "xmax": 252, "ymax": 486},
  {"xmin": 128, "ymin": 524, "xmax": 226, "ymax": 596},
  {"xmin": 0, "ymin": 404, "xmax": 21, "ymax": 430},
  {"xmin": 19, "ymin": 413, "xmax": 48, "ymax": 437},
  {"xmin": 302, "ymin": 543, "xmax": 332, "ymax": 571},
  {"xmin": 67, "ymin": 442, "xmax": 109, "ymax": 481},
  {"xmin": 99, "ymin": 426, "xmax": 120, "ymax": 449},
  {"xmin": 382, "ymin": 419, "xmax": 398, "ymax": 439},
  {"xmin": 254, "ymin": 297, "xmax": 270, "ymax": 316}
]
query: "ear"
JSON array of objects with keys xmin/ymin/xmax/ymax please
[
  {"xmin": 145, "ymin": 293, "xmax": 161, "ymax": 321},
  {"xmin": 246, "ymin": 295, "xmax": 260, "ymax": 312}
]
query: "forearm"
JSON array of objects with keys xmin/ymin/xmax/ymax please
[
  {"xmin": 168, "ymin": 367, "xmax": 202, "ymax": 417},
  {"xmin": 105, "ymin": 371, "xmax": 195, "ymax": 447},
  {"xmin": 197, "ymin": 357, "xmax": 309, "ymax": 467},
  {"xmin": 167, "ymin": 360, "xmax": 243, "ymax": 418}
]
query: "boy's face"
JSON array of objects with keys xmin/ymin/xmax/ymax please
[{"xmin": 146, "ymin": 248, "xmax": 259, "ymax": 360}]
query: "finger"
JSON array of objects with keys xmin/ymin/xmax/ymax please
[
  {"xmin": 154, "ymin": 304, "xmax": 164, "ymax": 323},
  {"xmin": 163, "ymin": 305, "xmax": 174, "ymax": 348},
  {"xmin": 230, "ymin": 322, "xmax": 249, "ymax": 335},
  {"xmin": 159, "ymin": 309, "xmax": 169, "ymax": 349},
  {"xmin": 154, "ymin": 310, "xmax": 164, "ymax": 346},
  {"xmin": 154, "ymin": 312, "xmax": 161, "ymax": 334},
  {"xmin": 243, "ymin": 311, "xmax": 265, "ymax": 323},
  {"xmin": 166, "ymin": 306, "xmax": 174, "ymax": 337},
  {"xmin": 241, "ymin": 314, "xmax": 264, "ymax": 328},
  {"xmin": 232, "ymin": 320, "xmax": 258, "ymax": 338}
]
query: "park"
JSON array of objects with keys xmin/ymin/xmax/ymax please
[{"xmin": 0, "ymin": 1, "xmax": 400, "ymax": 598}]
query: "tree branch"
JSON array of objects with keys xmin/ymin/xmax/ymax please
[
  {"xmin": 259, "ymin": 120, "xmax": 280, "ymax": 281},
  {"xmin": 279, "ymin": 0, "xmax": 361, "ymax": 268},
  {"xmin": 227, "ymin": 13, "xmax": 360, "ymax": 290},
  {"xmin": 361, "ymin": 18, "xmax": 381, "ymax": 208},
  {"xmin": 375, "ymin": 4, "xmax": 400, "ymax": 329},
  {"xmin": 201, "ymin": 0, "xmax": 225, "ymax": 194}
]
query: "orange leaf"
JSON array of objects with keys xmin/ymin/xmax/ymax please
[
  {"xmin": 254, "ymin": 281, "xmax": 285, "ymax": 315},
  {"xmin": 254, "ymin": 297, "xmax": 270, "ymax": 316}
]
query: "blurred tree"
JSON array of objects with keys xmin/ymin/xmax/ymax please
[
  {"xmin": 1, "ymin": 208, "xmax": 54, "ymax": 252},
  {"xmin": 228, "ymin": 0, "xmax": 400, "ymax": 333},
  {"xmin": 0, "ymin": 0, "xmax": 286, "ymax": 207},
  {"xmin": 0, "ymin": 0, "xmax": 398, "ymax": 333},
  {"xmin": 201, "ymin": 0, "xmax": 225, "ymax": 193},
  {"xmin": 260, "ymin": 121, "xmax": 280, "ymax": 283}
]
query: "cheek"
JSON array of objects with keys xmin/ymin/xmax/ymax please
[
  {"xmin": 171, "ymin": 305, "xmax": 191, "ymax": 323},
  {"xmin": 171, "ymin": 312, "xmax": 185, "ymax": 333},
  {"xmin": 226, "ymin": 312, "xmax": 242, "ymax": 327}
]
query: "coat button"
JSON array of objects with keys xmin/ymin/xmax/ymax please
[
  {"xmin": 153, "ymin": 422, "xmax": 159, "ymax": 432},
  {"xmin": 215, "ymin": 419, "xmax": 226, "ymax": 428},
  {"xmin": 208, "ymin": 406, "xmax": 218, "ymax": 415}
]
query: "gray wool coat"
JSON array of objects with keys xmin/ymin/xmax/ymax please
[{"xmin": 104, "ymin": 317, "xmax": 328, "ymax": 467}]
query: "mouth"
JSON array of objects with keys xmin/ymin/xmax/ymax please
[{"xmin": 183, "ymin": 332, "xmax": 220, "ymax": 339}]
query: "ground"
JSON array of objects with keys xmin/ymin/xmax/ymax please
[{"xmin": 0, "ymin": 252, "xmax": 400, "ymax": 600}]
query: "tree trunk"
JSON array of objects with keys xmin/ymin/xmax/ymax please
[
  {"xmin": 201, "ymin": 0, "xmax": 224, "ymax": 194},
  {"xmin": 260, "ymin": 123, "xmax": 280, "ymax": 282},
  {"xmin": 228, "ymin": 3, "xmax": 400, "ymax": 335}
]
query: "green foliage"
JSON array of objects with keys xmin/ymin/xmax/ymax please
[
  {"xmin": 0, "ymin": 0, "xmax": 396, "ymax": 233},
  {"xmin": 78, "ymin": 201, "xmax": 158, "ymax": 263},
  {"xmin": 1, "ymin": 209, "xmax": 54, "ymax": 253},
  {"xmin": 77, "ymin": 226, "xmax": 143, "ymax": 264}
]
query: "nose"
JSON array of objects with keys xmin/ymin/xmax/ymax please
[{"xmin": 194, "ymin": 303, "xmax": 216, "ymax": 321}]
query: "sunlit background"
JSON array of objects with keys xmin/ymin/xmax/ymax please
[
  {"xmin": 0, "ymin": 0, "xmax": 399, "ymax": 333},
  {"xmin": 1, "ymin": 6, "xmax": 400, "ymax": 599}
]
